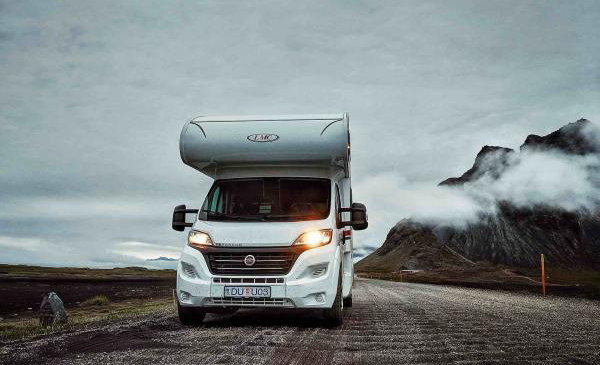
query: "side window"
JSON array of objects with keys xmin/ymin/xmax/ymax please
[{"xmin": 209, "ymin": 186, "xmax": 221, "ymax": 212}]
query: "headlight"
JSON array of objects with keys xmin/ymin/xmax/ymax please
[
  {"xmin": 293, "ymin": 229, "xmax": 333, "ymax": 247},
  {"xmin": 187, "ymin": 230, "xmax": 213, "ymax": 249}
]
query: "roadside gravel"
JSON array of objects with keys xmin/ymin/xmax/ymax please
[{"xmin": 2, "ymin": 278, "xmax": 599, "ymax": 364}]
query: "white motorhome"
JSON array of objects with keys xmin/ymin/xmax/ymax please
[{"xmin": 171, "ymin": 113, "xmax": 368, "ymax": 326}]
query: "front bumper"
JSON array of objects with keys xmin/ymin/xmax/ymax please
[{"xmin": 176, "ymin": 243, "xmax": 340, "ymax": 309}]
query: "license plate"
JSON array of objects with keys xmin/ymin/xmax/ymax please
[{"xmin": 224, "ymin": 286, "xmax": 271, "ymax": 298}]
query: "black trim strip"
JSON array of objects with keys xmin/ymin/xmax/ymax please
[
  {"xmin": 320, "ymin": 119, "xmax": 342, "ymax": 135},
  {"xmin": 190, "ymin": 122, "xmax": 207, "ymax": 138},
  {"xmin": 192, "ymin": 245, "xmax": 313, "ymax": 255}
]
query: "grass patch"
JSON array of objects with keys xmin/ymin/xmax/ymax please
[
  {"xmin": 0, "ymin": 297, "xmax": 174, "ymax": 342},
  {"xmin": 0, "ymin": 264, "xmax": 175, "ymax": 281},
  {"xmin": 357, "ymin": 267, "xmax": 600, "ymax": 300},
  {"xmin": 80, "ymin": 294, "xmax": 110, "ymax": 306},
  {"xmin": 516, "ymin": 268, "xmax": 600, "ymax": 287}
]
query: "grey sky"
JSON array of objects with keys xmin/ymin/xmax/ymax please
[{"xmin": 1, "ymin": 0, "xmax": 599, "ymax": 267}]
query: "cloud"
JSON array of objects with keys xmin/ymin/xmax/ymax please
[
  {"xmin": 0, "ymin": 235, "xmax": 179, "ymax": 269},
  {"xmin": 1, "ymin": 1, "xmax": 599, "ymax": 266},
  {"xmin": 0, "ymin": 235, "xmax": 49, "ymax": 252},
  {"xmin": 354, "ymin": 126, "xmax": 600, "ymax": 256},
  {"xmin": 0, "ymin": 196, "xmax": 174, "ymax": 220},
  {"xmin": 114, "ymin": 241, "xmax": 180, "ymax": 261},
  {"xmin": 352, "ymin": 172, "xmax": 483, "ymax": 252},
  {"xmin": 469, "ymin": 150, "xmax": 600, "ymax": 212}
]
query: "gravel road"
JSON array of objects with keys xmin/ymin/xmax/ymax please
[{"xmin": 2, "ymin": 278, "xmax": 600, "ymax": 364}]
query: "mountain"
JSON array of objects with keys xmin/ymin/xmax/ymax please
[
  {"xmin": 520, "ymin": 119, "xmax": 597, "ymax": 155},
  {"xmin": 146, "ymin": 257, "xmax": 178, "ymax": 262},
  {"xmin": 435, "ymin": 205, "xmax": 600, "ymax": 269},
  {"xmin": 357, "ymin": 119, "xmax": 600, "ymax": 272},
  {"xmin": 441, "ymin": 119, "xmax": 594, "ymax": 187},
  {"xmin": 355, "ymin": 220, "xmax": 475, "ymax": 272},
  {"xmin": 145, "ymin": 256, "xmax": 178, "ymax": 270},
  {"xmin": 439, "ymin": 146, "xmax": 514, "ymax": 186}
]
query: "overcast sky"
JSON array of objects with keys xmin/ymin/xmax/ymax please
[{"xmin": 1, "ymin": 0, "xmax": 599, "ymax": 268}]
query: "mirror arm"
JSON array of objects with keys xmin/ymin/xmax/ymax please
[
  {"xmin": 172, "ymin": 222, "xmax": 194, "ymax": 228},
  {"xmin": 339, "ymin": 220, "xmax": 366, "ymax": 227},
  {"xmin": 174, "ymin": 208, "xmax": 199, "ymax": 214},
  {"xmin": 339, "ymin": 207, "xmax": 364, "ymax": 213}
]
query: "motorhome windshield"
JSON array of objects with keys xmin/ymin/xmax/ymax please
[{"xmin": 200, "ymin": 178, "xmax": 331, "ymax": 222}]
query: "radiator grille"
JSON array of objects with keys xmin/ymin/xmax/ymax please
[
  {"xmin": 207, "ymin": 251, "xmax": 297, "ymax": 275},
  {"xmin": 208, "ymin": 297, "xmax": 293, "ymax": 307},
  {"xmin": 213, "ymin": 277, "xmax": 284, "ymax": 284}
]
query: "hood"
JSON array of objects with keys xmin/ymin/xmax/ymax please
[{"xmin": 192, "ymin": 219, "xmax": 333, "ymax": 247}]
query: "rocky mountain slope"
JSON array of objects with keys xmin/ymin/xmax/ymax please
[
  {"xmin": 355, "ymin": 220, "xmax": 475, "ymax": 272},
  {"xmin": 357, "ymin": 119, "xmax": 600, "ymax": 272},
  {"xmin": 439, "ymin": 145, "xmax": 514, "ymax": 186},
  {"xmin": 435, "ymin": 205, "xmax": 600, "ymax": 268}
]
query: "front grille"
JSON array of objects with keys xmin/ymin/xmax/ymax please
[
  {"xmin": 208, "ymin": 297, "xmax": 293, "ymax": 307},
  {"xmin": 213, "ymin": 277, "xmax": 284, "ymax": 284},
  {"xmin": 206, "ymin": 251, "xmax": 297, "ymax": 275}
]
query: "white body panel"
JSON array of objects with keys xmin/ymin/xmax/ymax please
[
  {"xmin": 180, "ymin": 114, "xmax": 350, "ymax": 178},
  {"xmin": 177, "ymin": 241, "xmax": 342, "ymax": 309},
  {"xmin": 176, "ymin": 114, "xmax": 354, "ymax": 310},
  {"xmin": 193, "ymin": 219, "xmax": 333, "ymax": 247}
]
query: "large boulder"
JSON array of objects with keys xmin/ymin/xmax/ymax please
[{"xmin": 39, "ymin": 292, "xmax": 68, "ymax": 328}]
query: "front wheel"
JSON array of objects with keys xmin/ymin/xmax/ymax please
[
  {"xmin": 323, "ymin": 265, "xmax": 344, "ymax": 326},
  {"xmin": 343, "ymin": 292, "xmax": 352, "ymax": 307},
  {"xmin": 177, "ymin": 301, "xmax": 206, "ymax": 326}
]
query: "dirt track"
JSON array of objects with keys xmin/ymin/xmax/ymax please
[{"xmin": 2, "ymin": 278, "xmax": 600, "ymax": 364}]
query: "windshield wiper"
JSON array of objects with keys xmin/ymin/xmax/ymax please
[
  {"xmin": 260, "ymin": 214, "xmax": 316, "ymax": 220},
  {"xmin": 226, "ymin": 215, "xmax": 266, "ymax": 221},
  {"xmin": 201, "ymin": 210, "xmax": 317, "ymax": 221},
  {"xmin": 201, "ymin": 210, "xmax": 266, "ymax": 221}
]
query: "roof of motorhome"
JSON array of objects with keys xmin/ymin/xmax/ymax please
[
  {"xmin": 190, "ymin": 114, "xmax": 345, "ymax": 122},
  {"xmin": 180, "ymin": 113, "xmax": 350, "ymax": 179}
]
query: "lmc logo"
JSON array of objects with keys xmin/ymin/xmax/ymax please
[{"xmin": 247, "ymin": 133, "xmax": 279, "ymax": 142}]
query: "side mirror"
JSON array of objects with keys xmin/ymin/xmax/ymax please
[
  {"xmin": 172, "ymin": 204, "xmax": 198, "ymax": 232},
  {"xmin": 338, "ymin": 202, "xmax": 368, "ymax": 231},
  {"xmin": 350, "ymin": 202, "xmax": 368, "ymax": 230}
]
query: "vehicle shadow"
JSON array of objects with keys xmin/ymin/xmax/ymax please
[{"xmin": 201, "ymin": 307, "xmax": 345, "ymax": 328}]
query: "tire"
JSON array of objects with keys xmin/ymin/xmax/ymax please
[
  {"xmin": 177, "ymin": 301, "xmax": 206, "ymax": 326},
  {"xmin": 343, "ymin": 292, "xmax": 353, "ymax": 308},
  {"xmin": 323, "ymin": 265, "xmax": 344, "ymax": 326}
]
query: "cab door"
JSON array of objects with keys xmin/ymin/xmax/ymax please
[{"xmin": 335, "ymin": 182, "xmax": 353, "ymax": 298}]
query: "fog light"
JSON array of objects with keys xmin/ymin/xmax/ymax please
[
  {"xmin": 315, "ymin": 293, "xmax": 325, "ymax": 303},
  {"xmin": 312, "ymin": 265, "xmax": 327, "ymax": 277},
  {"xmin": 181, "ymin": 262, "xmax": 196, "ymax": 278},
  {"xmin": 180, "ymin": 291, "xmax": 191, "ymax": 301}
]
